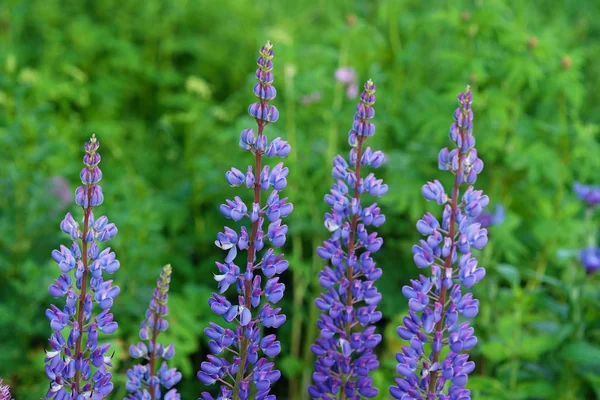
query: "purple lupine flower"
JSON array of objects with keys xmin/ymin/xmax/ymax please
[
  {"xmin": 474, "ymin": 204, "xmax": 504, "ymax": 228},
  {"xmin": 126, "ymin": 265, "xmax": 181, "ymax": 400},
  {"xmin": 580, "ymin": 247, "xmax": 600, "ymax": 274},
  {"xmin": 335, "ymin": 67, "xmax": 356, "ymax": 84},
  {"xmin": 45, "ymin": 135, "xmax": 120, "ymax": 399},
  {"xmin": 390, "ymin": 87, "xmax": 488, "ymax": 400},
  {"xmin": 197, "ymin": 41, "xmax": 292, "ymax": 400},
  {"xmin": 309, "ymin": 80, "xmax": 386, "ymax": 399},
  {"xmin": 50, "ymin": 176, "xmax": 72, "ymax": 210},
  {"xmin": 574, "ymin": 184, "xmax": 600, "ymax": 274},
  {"xmin": 335, "ymin": 67, "xmax": 359, "ymax": 99},
  {"xmin": 0, "ymin": 378, "xmax": 12, "ymax": 400},
  {"xmin": 574, "ymin": 182, "xmax": 600, "ymax": 207}
]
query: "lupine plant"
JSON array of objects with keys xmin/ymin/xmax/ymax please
[
  {"xmin": 0, "ymin": 378, "xmax": 12, "ymax": 400},
  {"xmin": 308, "ymin": 80, "xmax": 387, "ymax": 399},
  {"xmin": 45, "ymin": 135, "xmax": 120, "ymax": 398},
  {"xmin": 196, "ymin": 41, "xmax": 292, "ymax": 400},
  {"xmin": 390, "ymin": 87, "xmax": 489, "ymax": 400},
  {"xmin": 574, "ymin": 182, "xmax": 600, "ymax": 274},
  {"xmin": 126, "ymin": 264, "xmax": 181, "ymax": 399}
]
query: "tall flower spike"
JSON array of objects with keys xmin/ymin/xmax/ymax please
[
  {"xmin": 197, "ymin": 41, "xmax": 291, "ymax": 400},
  {"xmin": 309, "ymin": 80, "xmax": 386, "ymax": 399},
  {"xmin": 45, "ymin": 135, "xmax": 120, "ymax": 399},
  {"xmin": 390, "ymin": 86, "xmax": 488, "ymax": 400},
  {"xmin": 126, "ymin": 265, "xmax": 181, "ymax": 400}
]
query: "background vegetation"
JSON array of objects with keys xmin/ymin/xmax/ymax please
[{"xmin": 1, "ymin": 0, "xmax": 600, "ymax": 398}]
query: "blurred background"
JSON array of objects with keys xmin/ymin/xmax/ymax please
[{"xmin": 1, "ymin": 0, "xmax": 600, "ymax": 398}]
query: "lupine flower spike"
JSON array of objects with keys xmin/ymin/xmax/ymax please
[
  {"xmin": 0, "ymin": 378, "xmax": 12, "ymax": 400},
  {"xmin": 196, "ymin": 41, "xmax": 292, "ymax": 400},
  {"xmin": 126, "ymin": 265, "xmax": 181, "ymax": 399},
  {"xmin": 390, "ymin": 86, "xmax": 489, "ymax": 400},
  {"xmin": 309, "ymin": 80, "xmax": 387, "ymax": 399},
  {"xmin": 574, "ymin": 182, "xmax": 600, "ymax": 274},
  {"xmin": 45, "ymin": 135, "xmax": 120, "ymax": 398}
]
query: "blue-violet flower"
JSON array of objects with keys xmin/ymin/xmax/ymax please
[
  {"xmin": 574, "ymin": 182, "xmax": 600, "ymax": 274},
  {"xmin": 390, "ymin": 86, "xmax": 489, "ymax": 400},
  {"xmin": 579, "ymin": 247, "xmax": 600, "ymax": 274},
  {"xmin": 126, "ymin": 264, "xmax": 181, "ymax": 399},
  {"xmin": 475, "ymin": 204, "xmax": 504, "ymax": 228},
  {"xmin": 574, "ymin": 182, "xmax": 600, "ymax": 208},
  {"xmin": 45, "ymin": 135, "xmax": 120, "ymax": 399},
  {"xmin": 197, "ymin": 41, "xmax": 292, "ymax": 400},
  {"xmin": 309, "ymin": 80, "xmax": 387, "ymax": 399}
]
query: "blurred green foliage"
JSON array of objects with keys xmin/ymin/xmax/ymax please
[{"xmin": 1, "ymin": 0, "xmax": 600, "ymax": 398}]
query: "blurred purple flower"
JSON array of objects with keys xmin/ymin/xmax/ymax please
[
  {"xmin": 335, "ymin": 67, "xmax": 359, "ymax": 99},
  {"xmin": 580, "ymin": 247, "xmax": 600, "ymax": 274},
  {"xmin": 574, "ymin": 182, "xmax": 600, "ymax": 207},
  {"xmin": 346, "ymin": 82, "xmax": 358, "ymax": 99},
  {"xmin": 334, "ymin": 67, "xmax": 356, "ymax": 84},
  {"xmin": 300, "ymin": 91, "xmax": 322, "ymax": 105},
  {"xmin": 126, "ymin": 265, "xmax": 181, "ymax": 399},
  {"xmin": 50, "ymin": 176, "xmax": 72, "ymax": 209},
  {"xmin": 476, "ymin": 204, "xmax": 505, "ymax": 228}
]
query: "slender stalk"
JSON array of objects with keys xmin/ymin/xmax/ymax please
[
  {"xmin": 73, "ymin": 186, "xmax": 92, "ymax": 391},
  {"xmin": 148, "ymin": 309, "xmax": 160, "ymax": 400},
  {"xmin": 427, "ymin": 145, "xmax": 465, "ymax": 395},
  {"xmin": 339, "ymin": 135, "xmax": 366, "ymax": 400},
  {"xmin": 232, "ymin": 121, "xmax": 265, "ymax": 400}
]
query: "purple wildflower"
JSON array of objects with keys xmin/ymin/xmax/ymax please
[
  {"xmin": 197, "ymin": 41, "xmax": 292, "ymax": 400},
  {"xmin": 335, "ymin": 67, "xmax": 359, "ymax": 99},
  {"xmin": 45, "ymin": 135, "xmax": 120, "ymax": 399},
  {"xmin": 475, "ymin": 204, "xmax": 504, "ymax": 228},
  {"xmin": 309, "ymin": 80, "xmax": 386, "ymax": 399},
  {"xmin": 0, "ymin": 378, "xmax": 12, "ymax": 400},
  {"xmin": 126, "ymin": 265, "xmax": 181, "ymax": 400},
  {"xmin": 579, "ymin": 248, "xmax": 600, "ymax": 274},
  {"xmin": 574, "ymin": 182, "xmax": 600, "ymax": 207},
  {"xmin": 335, "ymin": 67, "xmax": 356, "ymax": 84},
  {"xmin": 390, "ymin": 87, "xmax": 488, "ymax": 400},
  {"xmin": 50, "ymin": 176, "xmax": 72, "ymax": 210}
]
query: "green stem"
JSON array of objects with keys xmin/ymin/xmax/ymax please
[{"xmin": 232, "ymin": 121, "xmax": 265, "ymax": 400}]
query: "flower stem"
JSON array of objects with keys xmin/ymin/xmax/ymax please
[
  {"xmin": 339, "ymin": 135, "xmax": 365, "ymax": 400},
  {"xmin": 428, "ymin": 148, "xmax": 465, "ymax": 395},
  {"xmin": 149, "ymin": 309, "xmax": 160, "ymax": 400},
  {"xmin": 73, "ymin": 187, "xmax": 92, "ymax": 392},
  {"xmin": 232, "ymin": 121, "xmax": 265, "ymax": 400}
]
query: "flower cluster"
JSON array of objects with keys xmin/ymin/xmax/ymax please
[
  {"xmin": 390, "ymin": 87, "xmax": 489, "ymax": 400},
  {"xmin": 574, "ymin": 182, "xmax": 600, "ymax": 208},
  {"xmin": 574, "ymin": 182, "xmax": 600, "ymax": 274},
  {"xmin": 309, "ymin": 80, "xmax": 387, "ymax": 399},
  {"xmin": 0, "ymin": 378, "xmax": 12, "ymax": 400},
  {"xmin": 196, "ymin": 41, "xmax": 292, "ymax": 400},
  {"xmin": 126, "ymin": 264, "xmax": 181, "ymax": 399},
  {"xmin": 45, "ymin": 135, "xmax": 120, "ymax": 398}
]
